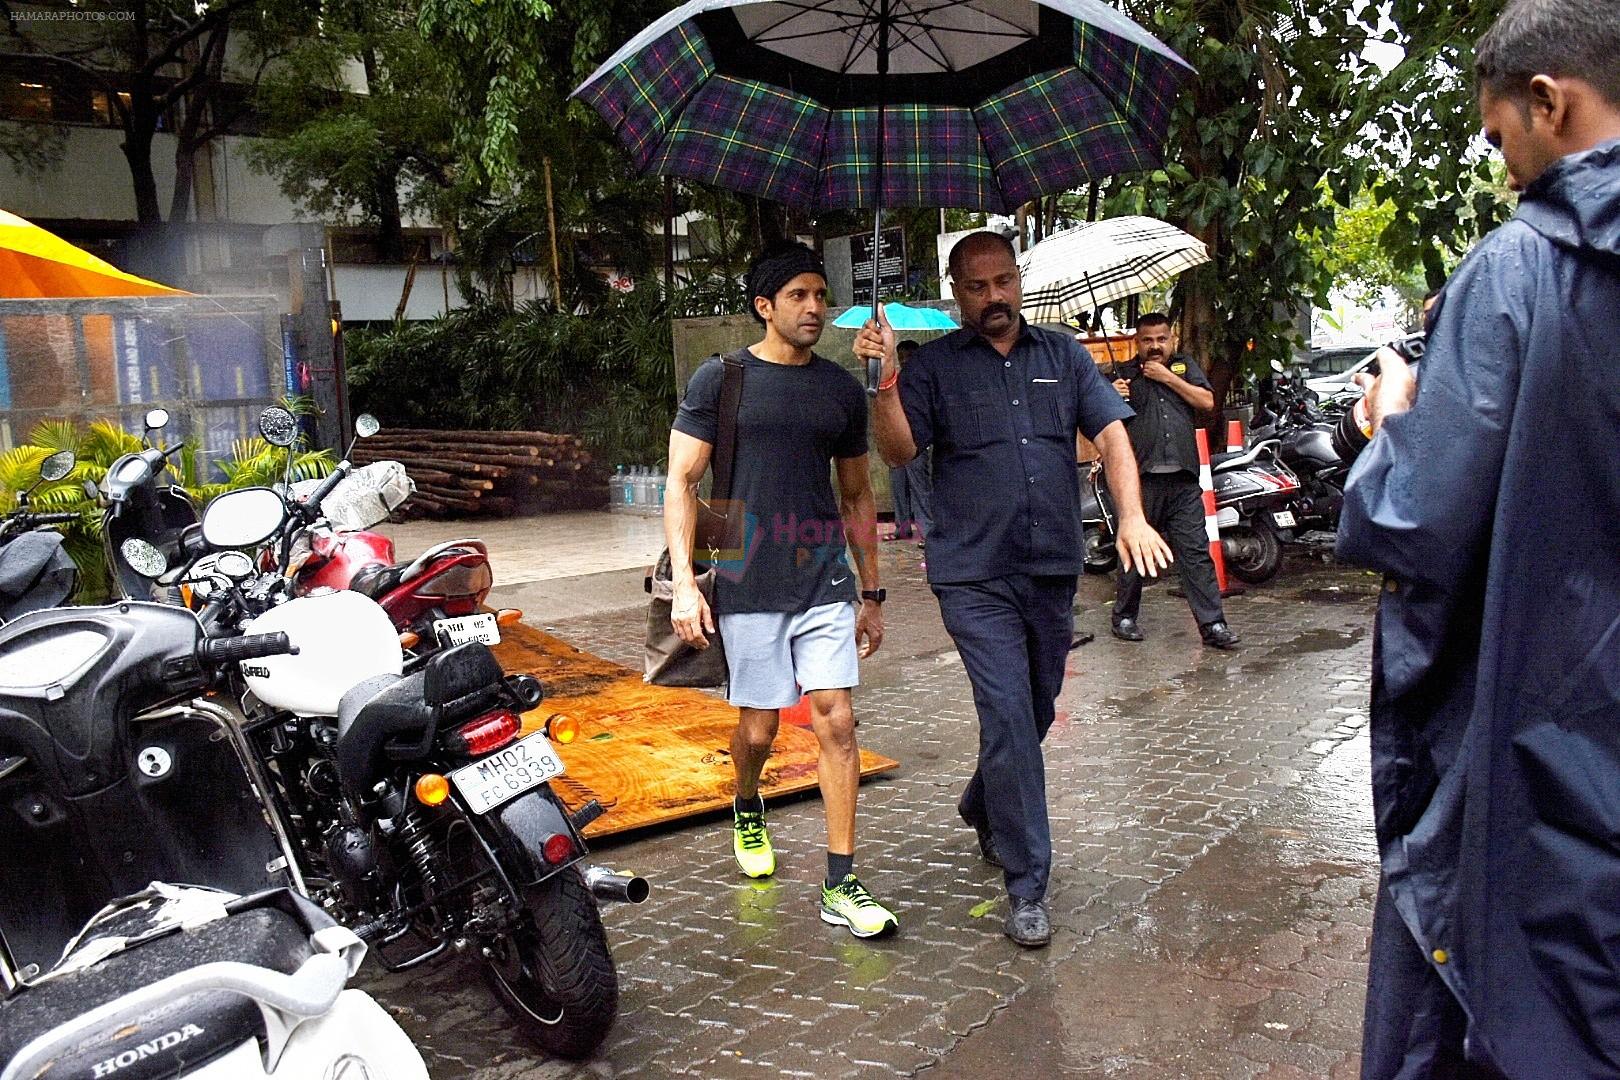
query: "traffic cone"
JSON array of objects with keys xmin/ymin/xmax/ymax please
[
  {"xmin": 1225, "ymin": 420, "xmax": 1244, "ymax": 453},
  {"xmin": 781, "ymin": 693, "xmax": 813, "ymax": 728},
  {"xmin": 1196, "ymin": 428, "xmax": 1242, "ymax": 597}
]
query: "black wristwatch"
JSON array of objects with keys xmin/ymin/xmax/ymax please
[{"xmin": 860, "ymin": 589, "xmax": 886, "ymax": 604}]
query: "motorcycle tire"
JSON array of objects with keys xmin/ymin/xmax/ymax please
[
  {"xmin": 482, "ymin": 865, "xmax": 618, "ymax": 1060},
  {"xmin": 1082, "ymin": 526, "xmax": 1118, "ymax": 575},
  {"xmin": 1224, "ymin": 520, "xmax": 1283, "ymax": 584}
]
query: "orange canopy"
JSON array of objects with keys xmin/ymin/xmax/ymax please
[{"xmin": 0, "ymin": 209, "xmax": 187, "ymax": 298}]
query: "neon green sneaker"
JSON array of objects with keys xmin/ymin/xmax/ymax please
[
  {"xmin": 732, "ymin": 806, "xmax": 775, "ymax": 878},
  {"xmin": 819, "ymin": 875, "xmax": 898, "ymax": 939}
]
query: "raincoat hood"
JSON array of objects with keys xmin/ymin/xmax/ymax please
[{"xmin": 1516, "ymin": 136, "xmax": 1620, "ymax": 259}]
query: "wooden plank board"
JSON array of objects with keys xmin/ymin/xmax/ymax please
[{"xmin": 491, "ymin": 624, "xmax": 898, "ymax": 839}]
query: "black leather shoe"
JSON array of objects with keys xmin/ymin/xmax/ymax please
[
  {"xmin": 1200, "ymin": 621, "xmax": 1241, "ymax": 649},
  {"xmin": 1004, "ymin": 897, "xmax": 1051, "ymax": 947},
  {"xmin": 958, "ymin": 804, "xmax": 1003, "ymax": 867},
  {"xmin": 1111, "ymin": 617, "xmax": 1144, "ymax": 642}
]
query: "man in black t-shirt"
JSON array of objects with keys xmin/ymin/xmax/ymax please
[
  {"xmin": 665, "ymin": 243, "xmax": 897, "ymax": 939},
  {"xmin": 1110, "ymin": 313, "xmax": 1239, "ymax": 649}
]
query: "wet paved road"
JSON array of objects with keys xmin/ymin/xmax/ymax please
[{"xmin": 367, "ymin": 544, "xmax": 1382, "ymax": 1078}]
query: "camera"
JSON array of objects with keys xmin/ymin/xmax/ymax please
[{"xmin": 1331, "ymin": 331, "xmax": 1426, "ymax": 464}]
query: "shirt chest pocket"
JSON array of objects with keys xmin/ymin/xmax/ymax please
[
  {"xmin": 1029, "ymin": 381, "xmax": 1072, "ymax": 440},
  {"xmin": 941, "ymin": 389, "xmax": 999, "ymax": 450}
]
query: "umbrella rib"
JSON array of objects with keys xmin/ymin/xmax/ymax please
[
  {"xmin": 885, "ymin": 13, "xmax": 953, "ymax": 70},
  {"xmin": 836, "ymin": 0, "xmax": 885, "ymax": 74}
]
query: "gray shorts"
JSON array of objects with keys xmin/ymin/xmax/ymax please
[{"xmin": 718, "ymin": 601, "xmax": 859, "ymax": 709}]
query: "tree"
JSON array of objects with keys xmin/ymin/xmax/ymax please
[
  {"xmin": 1104, "ymin": 0, "xmax": 1507, "ymax": 421},
  {"xmin": 2, "ymin": 0, "xmax": 296, "ymax": 228}
]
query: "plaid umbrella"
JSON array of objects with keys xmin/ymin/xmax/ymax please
[
  {"xmin": 1018, "ymin": 215, "xmax": 1209, "ymax": 323},
  {"xmin": 572, "ymin": 1, "xmax": 1193, "ymax": 387}
]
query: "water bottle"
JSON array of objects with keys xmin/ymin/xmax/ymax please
[
  {"xmin": 635, "ymin": 467, "xmax": 654, "ymax": 514},
  {"xmin": 653, "ymin": 469, "xmax": 666, "ymax": 514},
  {"xmin": 621, "ymin": 466, "xmax": 637, "ymax": 509},
  {"xmin": 611, "ymin": 465, "xmax": 626, "ymax": 512}
]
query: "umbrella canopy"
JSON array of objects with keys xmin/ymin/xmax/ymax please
[
  {"xmin": 1018, "ymin": 215, "xmax": 1208, "ymax": 322},
  {"xmin": 0, "ymin": 209, "xmax": 185, "ymax": 299},
  {"xmin": 832, "ymin": 303, "xmax": 958, "ymax": 330},
  {"xmin": 573, "ymin": 1, "xmax": 1193, "ymax": 216}
]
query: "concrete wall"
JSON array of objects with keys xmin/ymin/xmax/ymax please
[{"xmin": 670, "ymin": 309, "xmax": 958, "ymax": 513}]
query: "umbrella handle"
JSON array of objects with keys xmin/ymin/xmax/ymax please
[{"xmin": 867, "ymin": 356, "xmax": 883, "ymax": 392}]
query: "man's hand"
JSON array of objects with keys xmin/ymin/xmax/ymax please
[
  {"xmin": 671, "ymin": 577, "xmax": 714, "ymax": 649},
  {"xmin": 1112, "ymin": 377, "xmax": 1131, "ymax": 399},
  {"xmin": 853, "ymin": 307, "xmax": 898, "ymax": 387},
  {"xmin": 856, "ymin": 599, "xmax": 884, "ymax": 659},
  {"xmin": 1141, "ymin": 360, "xmax": 1174, "ymax": 384},
  {"xmin": 1117, "ymin": 517, "xmax": 1173, "ymax": 578},
  {"xmin": 1353, "ymin": 347, "xmax": 1418, "ymax": 434}
]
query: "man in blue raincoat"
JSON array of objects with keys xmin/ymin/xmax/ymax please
[{"xmin": 1337, "ymin": 1, "xmax": 1620, "ymax": 1075}]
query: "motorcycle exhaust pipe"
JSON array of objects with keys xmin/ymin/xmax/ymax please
[{"xmin": 583, "ymin": 866, "xmax": 650, "ymax": 904}]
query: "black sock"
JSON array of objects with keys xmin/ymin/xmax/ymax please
[
  {"xmin": 733, "ymin": 794, "xmax": 764, "ymax": 817},
  {"xmin": 826, "ymin": 851, "xmax": 854, "ymax": 888}
]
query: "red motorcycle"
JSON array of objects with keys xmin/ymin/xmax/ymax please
[
  {"xmin": 294, "ymin": 529, "xmax": 521, "ymax": 650},
  {"xmin": 278, "ymin": 414, "xmax": 520, "ymax": 653}
]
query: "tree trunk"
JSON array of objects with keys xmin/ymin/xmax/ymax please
[
  {"xmin": 123, "ymin": 125, "xmax": 163, "ymax": 225},
  {"xmin": 374, "ymin": 165, "xmax": 405, "ymax": 262}
]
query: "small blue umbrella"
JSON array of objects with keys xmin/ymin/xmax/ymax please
[{"xmin": 833, "ymin": 303, "xmax": 959, "ymax": 331}]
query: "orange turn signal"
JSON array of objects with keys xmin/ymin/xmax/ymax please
[
  {"xmin": 496, "ymin": 608, "xmax": 524, "ymax": 627},
  {"xmin": 399, "ymin": 631, "xmax": 421, "ymax": 650},
  {"xmin": 546, "ymin": 714, "xmax": 579, "ymax": 745},
  {"xmin": 414, "ymin": 774, "xmax": 450, "ymax": 806}
]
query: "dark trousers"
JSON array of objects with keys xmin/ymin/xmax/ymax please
[
  {"xmin": 933, "ymin": 574, "xmax": 1076, "ymax": 901},
  {"xmin": 1114, "ymin": 471, "xmax": 1224, "ymax": 627},
  {"xmin": 890, "ymin": 453, "xmax": 933, "ymax": 540}
]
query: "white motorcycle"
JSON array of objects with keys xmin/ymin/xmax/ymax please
[{"xmin": 0, "ymin": 884, "xmax": 426, "ymax": 1080}]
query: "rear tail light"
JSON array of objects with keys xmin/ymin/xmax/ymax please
[
  {"xmin": 445, "ymin": 709, "xmax": 522, "ymax": 756},
  {"xmin": 416, "ymin": 558, "xmax": 494, "ymax": 601},
  {"xmin": 541, "ymin": 833, "xmax": 574, "ymax": 865}
]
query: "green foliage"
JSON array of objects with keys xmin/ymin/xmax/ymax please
[
  {"xmin": 346, "ymin": 281, "xmax": 702, "ymax": 465},
  {"xmin": 1104, "ymin": 0, "xmax": 1508, "ymax": 400},
  {"xmin": 0, "ymin": 419, "xmax": 333, "ymax": 602}
]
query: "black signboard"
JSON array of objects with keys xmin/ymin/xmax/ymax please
[{"xmin": 849, "ymin": 228, "xmax": 908, "ymax": 296}]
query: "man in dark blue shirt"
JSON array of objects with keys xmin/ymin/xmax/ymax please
[{"xmin": 859, "ymin": 231, "xmax": 1172, "ymax": 947}]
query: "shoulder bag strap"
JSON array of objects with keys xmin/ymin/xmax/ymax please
[{"xmin": 711, "ymin": 349, "xmax": 746, "ymax": 502}]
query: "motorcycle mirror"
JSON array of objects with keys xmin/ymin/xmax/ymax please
[
  {"xmin": 38, "ymin": 450, "xmax": 75, "ymax": 483},
  {"xmin": 1270, "ymin": 359, "xmax": 1285, "ymax": 374},
  {"xmin": 144, "ymin": 408, "xmax": 170, "ymax": 433},
  {"xmin": 202, "ymin": 487, "xmax": 288, "ymax": 549},
  {"xmin": 82, "ymin": 479, "xmax": 100, "ymax": 501},
  {"xmin": 257, "ymin": 406, "xmax": 299, "ymax": 449},
  {"xmin": 355, "ymin": 414, "xmax": 380, "ymax": 438},
  {"xmin": 215, "ymin": 550, "xmax": 255, "ymax": 580},
  {"xmin": 120, "ymin": 537, "xmax": 168, "ymax": 579}
]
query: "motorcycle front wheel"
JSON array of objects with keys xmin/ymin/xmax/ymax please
[
  {"xmin": 482, "ymin": 865, "xmax": 619, "ymax": 1060},
  {"xmin": 1223, "ymin": 519, "xmax": 1283, "ymax": 584}
]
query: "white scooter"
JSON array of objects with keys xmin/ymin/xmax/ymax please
[{"xmin": 0, "ymin": 884, "xmax": 428, "ymax": 1080}]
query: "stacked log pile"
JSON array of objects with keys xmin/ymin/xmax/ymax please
[{"xmin": 351, "ymin": 428, "xmax": 609, "ymax": 518}]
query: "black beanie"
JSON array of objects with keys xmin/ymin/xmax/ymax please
[{"xmin": 745, "ymin": 242, "xmax": 826, "ymax": 323}]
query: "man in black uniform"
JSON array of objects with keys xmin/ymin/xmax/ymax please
[
  {"xmin": 859, "ymin": 232, "xmax": 1172, "ymax": 947},
  {"xmin": 1109, "ymin": 313, "xmax": 1240, "ymax": 649}
]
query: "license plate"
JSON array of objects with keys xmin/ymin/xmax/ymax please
[
  {"xmin": 1273, "ymin": 511, "xmax": 1297, "ymax": 528},
  {"xmin": 433, "ymin": 612, "xmax": 500, "ymax": 646},
  {"xmin": 450, "ymin": 733, "xmax": 565, "ymax": 814}
]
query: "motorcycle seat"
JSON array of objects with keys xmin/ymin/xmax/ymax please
[
  {"xmin": 350, "ymin": 561, "xmax": 411, "ymax": 599},
  {"xmin": 0, "ymin": 905, "xmax": 309, "ymax": 1073},
  {"xmin": 334, "ymin": 644, "xmax": 509, "ymax": 799},
  {"xmin": 349, "ymin": 539, "xmax": 489, "ymax": 601}
]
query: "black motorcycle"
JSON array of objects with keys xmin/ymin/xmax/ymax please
[
  {"xmin": 112, "ymin": 475, "xmax": 644, "ymax": 1059},
  {"xmin": 0, "ymin": 450, "xmax": 83, "ymax": 622},
  {"xmin": 101, "ymin": 408, "xmax": 200, "ymax": 601}
]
